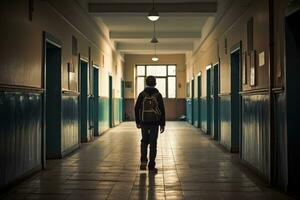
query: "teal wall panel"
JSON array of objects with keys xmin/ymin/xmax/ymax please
[
  {"xmin": 121, "ymin": 80, "xmax": 125, "ymax": 122},
  {"xmin": 93, "ymin": 96, "xmax": 99, "ymax": 136},
  {"xmin": 119, "ymin": 99, "xmax": 122, "ymax": 123},
  {"xmin": 186, "ymin": 98, "xmax": 192, "ymax": 124},
  {"xmin": 113, "ymin": 99, "xmax": 118, "ymax": 125},
  {"xmin": 120, "ymin": 98, "xmax": 124, "ymax": 122},
  {"xmin": 241, "ymin": 94, "xmax": 270, "ymax": 179},
  {"xmin": 114, "ymin": 98, "xmax": 122, "ymax": 125},
  {"xmin": 99, "ymin": 97, "xmax": 109, "ymax": 133},
  {"xmin": 209, "ymin": 97, "xmax": 214, "ymax": 137},
  {"xmin": 200, "ymin": 97, "xmax": 207, "ymax": 132},
  {"xmin": 61, "ymin": 95, "xmax": 79, "ymax": 155},
  {"xmin": 274, "ymin": 92, "xmax": 288, "ymax": 189},
  {"xmin": 193, "ymin": 98, "xmax": 199, "ymax": 127},
  {"xmin": 219, "ymin": 95, "xmax": 231, "ymax": 150},
  {"xmin": 98, "ymin": 97, "xmax": 123, "ymax": 133},
  {"xmin": 0, "ymin": 91, "xmax": 42, "ymax": 189},
  {"xmin": 213, "ymin": 96, "xmax": 220, "ymax": 141}
]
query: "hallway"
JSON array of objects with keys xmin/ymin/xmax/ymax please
[{"xmin": 2, "ymin": 122, "xmax": 291, "ymax": 200}]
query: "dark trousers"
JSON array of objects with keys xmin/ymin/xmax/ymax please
[{"xmin": 140, "ymin": 125, "xmax": 159, "ymax": 169}]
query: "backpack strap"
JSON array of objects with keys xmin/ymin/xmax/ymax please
[
  {"xmin": 142, "ymin": 91, "xmax": 150, "ymax": 98},
  {"xmin": 147, "ymin": 92, "xmax": 161, "ymax": 115},
  {"xmin": 142, "ymin": 91, "xmax": 159, "ymax": 98}
]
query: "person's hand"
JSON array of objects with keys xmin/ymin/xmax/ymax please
[
  {"xmin": 160, "ymin": 126, "xmax": 165, "ymax": 133},
  {"xmin": 136, "ymin": 124, "xmax": 141, "ymax": 129}
]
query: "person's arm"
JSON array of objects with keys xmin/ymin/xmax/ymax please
[
  {"xmin": 134, "ymin": 92, "xmax": 143, "ymax": 126},
  {"xmin": 157, "ymin": 93, "xmax": 165, "ymax": 128}
]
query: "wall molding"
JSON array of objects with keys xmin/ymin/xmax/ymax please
[
  {"xmin": 239, "ymin": 88, "xmax": 269, "ymax": 96},
  {"xmin": 62, "ymin": 90, "xmax": 80, "ymax": 96},
  {"xmin": 272, "ymin": 87, "xmax": 284, "ymax": 94},
  {"xmin": 218, "ymin": 92, "xmax": 231, "ymax": 97},
  {"xmin": 0, "ymin": 84, "xmax": 44, "ymax": 93},
  {"xmin": 199, "ymin": 96, "xmax": 208, "ymax": 99}
]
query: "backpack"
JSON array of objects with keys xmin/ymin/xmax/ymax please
[{"xmin": 141, "ymin": 91, "xmax": 161, "ymax": 123}]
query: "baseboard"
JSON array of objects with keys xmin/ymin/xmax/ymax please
[
  {"xmin": 0, "ymin": 164, "xmax": 42, "ymax": 195},
  {"xmin": 46, "ymin": 152, "xmax": 63, "ymax": 159},
  {"xmin": 230, "ymin": 146, "xmax": 239, "ymax": 153},
  {"xmin": 237, "ymin": 158, "xmax": 269, "ymax": 184},
  {"xmin": 200, "ymin": 127, "xmax": 207, "ymax": 134},
  {"xmin": 61, "ymin": 144, "xmax": 80, "ymax": 158}
]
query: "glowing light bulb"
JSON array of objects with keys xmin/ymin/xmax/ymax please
[
  {"xmin": 147, "ymin": 8, "xmax": 160, "ymax": 22},
  {"xmin": 152, "ymin": 56, "xmax": 159, "ymax": 62}
]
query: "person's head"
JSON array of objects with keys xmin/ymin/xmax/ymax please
[{"xmin": 146, "ymin": 76, "xmax": 156, "ymax": 87}]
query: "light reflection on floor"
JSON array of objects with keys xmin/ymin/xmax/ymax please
[{"xmin": 2, "ymin": 122, "xmax": 292, "ymax": 200}]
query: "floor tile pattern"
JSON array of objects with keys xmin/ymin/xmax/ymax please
[{"xmin": 1, "ymin": 122, "xmax": 293, "ymax": 200}]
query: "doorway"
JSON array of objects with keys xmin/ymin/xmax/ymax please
[
  {"xmin": 93, "ymin": 66, "xmax": 99, "ymax": 136},
  {"xmin": 79, "ymin": 59, "xmax": 88, "ymax": 142},
  {"xmin": 121, "ymin": 80, "xmax": 125, "ymax": 122},
  {"xmin": 191, "ymin": 78, "xmax": 194, "ymax": 126},
  {"xmin": 230, "ymin": 46, "xmax": 241, "ymax": 152},
  {"xmin": 285, "ymin": 8, "xmax": 300, "ymax": 194},
  {"xmin": 206, "ymin": 67, "xmax": 212, "ymax": 135},
  {"xmin": 44, "ymin": 36, "xmax": 62, "ymax": 159},
  {"xmin": 109, "ymin": 75, "xmax": 113, "ymax": 128},
  {"xmin": 197, "ymin": 73, "xmax": 202, "ymax": 129},
  {"xmin": 213, "ymin": 63, "xmax": 220, "ymax": 141}
]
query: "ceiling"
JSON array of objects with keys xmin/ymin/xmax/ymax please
[{"xmin": 84, "ymin": 0, "xmax": 222, "ymax": 55}]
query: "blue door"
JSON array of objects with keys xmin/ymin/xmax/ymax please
[
  {"xmin": 109, "ymin": 75, "xmax": 113, "ymax": 128},
  {"xmin": 231, "ymin": 49, "xmax": 240, "ymax": 151},
  {"xmin": 213, "ymin": 64, "xmax": 219, "ymax": 141},
  {"xmin": 197, "ymin": 74, "xmax": 202, "ymax": 129},
  {"xmin": 121, "ymin": 80, "xmax": 125, "ymax": 122},
  {"xmin": 80, "ymin": 60, "xmax": 89, "ymax": 142},
  {"xmin": 45, "ymin": 40, "xmax": 62, "ymax": 158},
  {"xmin": 191, "ymin": 79, "xmax": 194, "ymax": 125},
  {"xmin": 206, "ymin": 68, "xmax": 212, "ymax": 135},
  {"xmin": 93, "ymin": 67, "xmax": 99, "ymax": 136}
]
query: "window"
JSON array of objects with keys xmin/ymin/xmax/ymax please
[
  {"xmin": 137, "ymin": 65, "xmax": 145, "ymax": 76},
  {"xmin": 168, "ymin": 65, "xmax": 176, "ymax": 76},
  {"xmin": 156, "ymin": 78, "xmax": 166, "ymax": 97},
  {"xmin": 147, "ymin": 65, "xmax": 167, "ymax": 76},
  {"xmin": 137, "ymin": 77, "xmax": 145, "ymax": 95},
  {"xmin": 168, "ymin": 77, "xmax": 176, "ymax": 98},
  {"xmin": 136, "ymin": 64, "xmax": 177, "ymax": 98}
]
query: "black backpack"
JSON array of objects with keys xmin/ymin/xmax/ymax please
[{"xmin": 141, "ymin": 91, "xmax": 161, "ymax": 123}]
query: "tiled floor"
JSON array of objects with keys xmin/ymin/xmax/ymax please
[{"xmin": 2, "ymin": 122, "xmax": 293, "ymax": 200}]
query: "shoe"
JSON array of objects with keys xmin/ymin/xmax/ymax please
[
  {"xmin": 140, "ymin": 162, "xmax": 147, "ymax": 170},
  {"xmin": 148, "ymin": 168, "xmax": 158, "ymax": 174}
]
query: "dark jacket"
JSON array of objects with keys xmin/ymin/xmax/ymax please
[{"xmin": 134, "ymin": 87, "xmax": 165, "ymax": 126}]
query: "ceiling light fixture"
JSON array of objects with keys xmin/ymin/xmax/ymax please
[
  {"xmin": 152, "ymin": 56, "xmax": 159, "ymax": 62},
  {"xmin": 152, "ymin": 44, "xmax": 159, "ymax": 62},
  {"xmin": 151, "ymin": 35, "xmax": 158, "ymax": 43},
  {"xmin": 150, "ymin": 22, "xmax": 158, "ymax": 43},
  {"xmin": 147, "ymin": 0, "xmax": 160, "ymax": 22}
]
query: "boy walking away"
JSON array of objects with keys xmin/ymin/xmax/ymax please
[{"xmin": 135, "ymin": 76, "xmax": 165, "ymax": 174}]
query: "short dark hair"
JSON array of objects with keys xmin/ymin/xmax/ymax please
[{"xmin": 146, "ymin": 76, "xmax": 156, "ymax": 87}]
